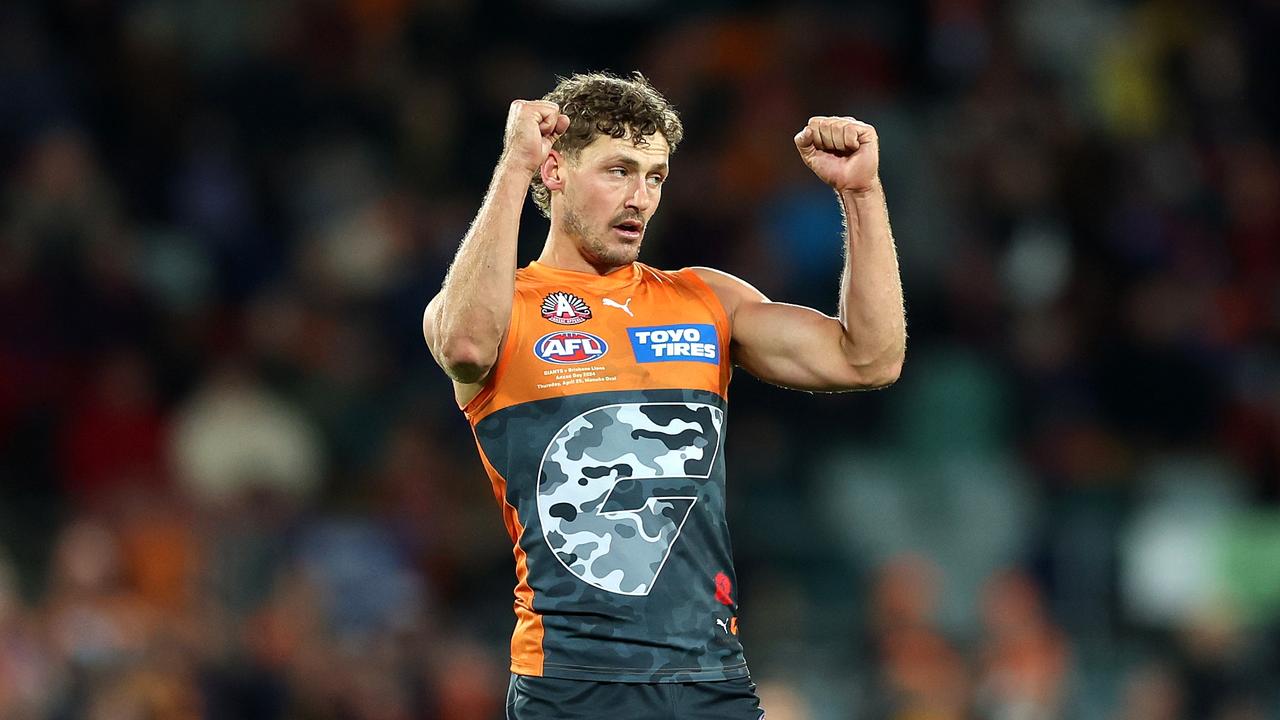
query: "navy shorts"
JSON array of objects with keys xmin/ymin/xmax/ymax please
[{"xmin": 505, "ymin": 673, "xmax": 765, "ymax": 720}]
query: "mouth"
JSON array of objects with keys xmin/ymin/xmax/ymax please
[{"xmin": 612, "ymin": 219, "xmax": 644, "ymax": 240}]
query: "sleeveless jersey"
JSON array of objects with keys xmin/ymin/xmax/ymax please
[{"xmin": 463, "ymin": 260, "xmax": 747, "ymax": 683}]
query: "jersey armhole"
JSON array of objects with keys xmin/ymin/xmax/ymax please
[
  {"xmin": 678, "ymin": 268, "xmax": 734, "ymax": 393},
  {"xmin": 461, "ymin": 289, "xmax": 525, "ymax": 419}
]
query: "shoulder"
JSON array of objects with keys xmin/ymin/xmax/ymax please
[
  {"xmin": 684, "ymin": 267, "xmax": 768, "ymax": 320},
  {"xmin": 511, "ymin": 269, "xmax": 554, "ymax": 306},
  {"xmin": 513, "ymin": 265, "xmax": 539, "ymax": 289}
]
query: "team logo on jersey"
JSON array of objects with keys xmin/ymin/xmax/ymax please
[
  {"xmin": 541, "ymin": 292, "xmax": 592, "ymax": 325},
  {"xmin": 534, "ymin": 331, "xmax": 609, "ymax": 364},
  {"xmin": 627, "ymin": 324, "xmax": 719, "ymax": 365}
]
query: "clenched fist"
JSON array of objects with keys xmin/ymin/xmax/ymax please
[
  {"xmin": 794, "ymin": 116, "xmax": 879, "ymax": 193},
  {"xmin": 502, "ymin": 99, "xmax": 571, "ymax": 174}
]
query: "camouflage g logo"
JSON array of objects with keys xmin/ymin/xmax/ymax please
[{"xmin": 537, "ymin": 403, "xmax": 723, "ymax": 596}]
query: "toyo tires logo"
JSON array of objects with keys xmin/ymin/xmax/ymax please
[{"xmin": 533, "ymin": 331, "xmax": 609, "ymax": 365}]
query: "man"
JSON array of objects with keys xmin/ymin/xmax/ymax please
[{"xmin": 423, "ymin": 72, "xmax": 905, "ymax": 719}]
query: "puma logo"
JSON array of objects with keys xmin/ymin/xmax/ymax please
[
  {"xmin": 603, "ymin": 297, "xmax": 634, "ymax": 317},
  {"xmin": 715, "ymin": 618, "xmax": 729, "ymax": 633}
]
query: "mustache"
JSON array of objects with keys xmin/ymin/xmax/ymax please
[{"xmin": 610, "ymin": 213, "xmax": 645, "ymax": 226}]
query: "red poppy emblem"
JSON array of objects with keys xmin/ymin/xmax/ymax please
[{"xmin": 714, "ymin": 572, "xmax": 734, "ymax": 606}]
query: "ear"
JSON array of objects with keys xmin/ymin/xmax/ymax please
[{"xmin": 541, "ymin": 150, "xmax": 565, "ymax": 192}]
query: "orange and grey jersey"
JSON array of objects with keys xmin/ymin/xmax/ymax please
[{"xmin": 463, "ymin": 261, "xmax": 747, "ymax": 683}]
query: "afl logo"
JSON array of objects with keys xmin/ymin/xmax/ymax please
[
  {"xmin": 534, "ymin": 331, "xmax": 609, "ymax": 365},
  {"xmin": 541, "ymin": 292, "xmax": 592, "ymax": 325}
]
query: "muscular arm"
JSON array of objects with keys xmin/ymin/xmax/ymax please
[
  {"xmin": 423, "ymin": 161, "xmax": 527, "ymax": 384},
  {"xmin": 694, "ymin": 117, "xmax": 906, "ymax": 392},
  {"xmin": 423, "ymin": 100, "xmax": 567, "ymax": 388}
]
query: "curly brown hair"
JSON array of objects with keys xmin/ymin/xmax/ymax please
[{"xmin": 529, "ymin": 71, "xmax": 683, "ymax": 218}]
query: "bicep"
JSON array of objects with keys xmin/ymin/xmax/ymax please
[
  {"xmin": 690, "ymin": 266, "xmax": 891, "ymax": 392},
  {"xmin": 422, "ymin": 295, "xmax": 453, "ymax": 370},
  {"xmin": 423, "ymin": 295, "xmax": 492, "ymax": 405},
  {"xmin": 422, "ymin": 296, "xmax": 441, "ymax": 358},
  {"xmin": 730, "ymin": 301, "xmax": 878, "ymax": 391}
]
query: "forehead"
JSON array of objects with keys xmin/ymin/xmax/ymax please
[{"xmin": 577, "ymin": 132, "xmax": 670, "ymax": 165}]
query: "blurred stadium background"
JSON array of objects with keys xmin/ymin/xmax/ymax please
[{"xmin": 2, "ymin": 0, "xmax": 1279, "ymax": 717}]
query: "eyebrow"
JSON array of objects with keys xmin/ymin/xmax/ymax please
[{"xmin": 603, "ymin": 155, "xmax": 669, "ymax": 174}]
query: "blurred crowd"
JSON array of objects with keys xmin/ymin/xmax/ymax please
[{"xmin": 2, "ymin": 0, "xmax": 1279, "ymax": 718}]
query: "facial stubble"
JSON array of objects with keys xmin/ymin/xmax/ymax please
[{"xmin": 560, "ymin": 196, "xmax": 642, "ymax": 269}]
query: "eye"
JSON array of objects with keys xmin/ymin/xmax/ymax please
[
  {"xmin": 609, "ymin": 167, "xmax": 627, "ymax": 177},
  {"xmin": 647, "ymin": 174, "xmax": 665, "ymax": 186}
]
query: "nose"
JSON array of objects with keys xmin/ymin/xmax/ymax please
[{"xmin": 624, "ymin": 177, "xmax": 653, "ymax": 213}]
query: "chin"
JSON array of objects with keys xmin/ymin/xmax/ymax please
[
  {"xmin": 587, "ymin": 239, "xmax": 642, "ymax": 267},
  {"xmin": 611, "ymin": 246, "xmax": 642, "ymax": 266},
  {"xmin": 617, "ymin": 241, "xmax": 642, "ymax": 259}
]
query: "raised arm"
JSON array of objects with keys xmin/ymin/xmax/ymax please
[
  {"xmin": 423, "ymin": 100, "xmax": 569, "ymax": 389},
  {"xmin": 694, "ymin": 116, "xmax": 905, "ymax": 392}
]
